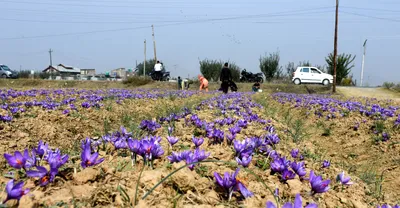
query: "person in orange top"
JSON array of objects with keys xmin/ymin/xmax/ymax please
[{"xmin": 198, "ymin": 75, "xmax": 209, "ymax": 92}]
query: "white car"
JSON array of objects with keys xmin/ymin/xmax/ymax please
[{"xmin": 292, "ymin": 67, "xmax": 333, "ymax": 85}]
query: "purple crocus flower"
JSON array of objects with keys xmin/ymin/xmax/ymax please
[
  {"xmin": 336, "ymin": 171, "xmax": 353, "ymax": 186},
  {"xmin": 4, "ymin": 151, "xmax": 26, "ymax": 169},
  {"xmin": 167, "ymin": 136, "xmax": 179, "ymax": 146},
  {"xmin": 2, "ymin": 180, "xmax": 30, "ymax": 203},
  {"xmin": 127, "ymin": 138, "xmax": 141, "ymax": 154},
  {"xmin": 236, "ymin": 155, "xmax": 252, "ymax": 167},
  {"xmin": 270, "ymin": 157, "xmax": 290, "ymax": 174},
  {"xmin": 309, "ymin": 170, "xmax": 330, "ymax": 194},
  {"xmin": 281, "ymin": 169, "xmax": 296, "ymax": 182},
  {"xmin": 192, "ymin": 137, "xmax": 204, "ymax": 147},
  {"xmin": 214, "ymin": 168, "xmax": 253, "ymax": 199},
  {"xmin": 139, "ymin": 138, "xmax": 164, "ymax": 162},
  {"xmin": 47, "ymin": 151, "xmax": 69, "ymax": 169},
  {"xmin": 291, "ymin": 149, "xmax": 299, "ymax": 159},
  {"xmin": 322, "ymin": 160, "xmax": 330, "ymax": 168},
  {"xmin": 26, "ymin": 166, "xmax": 58, "ymax": 186},
  {"xmin": 81, "ymin": 141, "xmax": 104, "ymax": 168},
  {"xmin": 377, "ymin": 205, "xmax": 400, "ymax": 208},
  {"xmin": 167, "ymin": 152, "xmax": 182, "ymax": 163},
  {"xmin": 291, "ymin": 161, "xmax": 307, "ymax": 178},
  {"xmin": 35, "ymin": 140, "xmax": 49, "ymax": 157},
  {"xmin": 266, "ymin": 193, "xmax": 317, "ymax": 208},
  {"xmin": 266, "ymin": 134, "xmax": 280, "ymax": 145}
]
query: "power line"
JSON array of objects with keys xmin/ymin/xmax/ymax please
[
  {"xmin": 0, "ymin": 0, "xmax": 307, "ymax": 8},
  {"xmin": 341, "ymin": 6, "xmax": 400, "ymax": 13},
  {"xmin": 341, "ymin": 11, "xmax": 400, "ymax": 23},
  {"xmin": 0, "ymin": 7, "xmax": 334, "ymax": 40},
  {"xmin": 0, "ymin": 10, "xmax": 334, "ymax": 24}
]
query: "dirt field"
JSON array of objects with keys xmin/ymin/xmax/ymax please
[{"xmin": 0, "ymin": 82, "xmax": 398, "ymax": 207}]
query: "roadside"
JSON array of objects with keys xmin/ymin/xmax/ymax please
[{"xmin": 337, "ymin": 86, "xmax": 400, "ymax": 101}]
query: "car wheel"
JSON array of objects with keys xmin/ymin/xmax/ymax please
[
  {"xmin": 293, "ymin": 78, "xmax": 301, "ymax": 85},
  {"xmin": 322, "ymin": 79, "xmax": 329, "ymax": 86},
  {"xmin": 258, "ymin": 78, "xmax": 264, "ymax": 83},
  {"xmin": 1, "ymin": 74, "xmax": 6, "ymax": 79}
]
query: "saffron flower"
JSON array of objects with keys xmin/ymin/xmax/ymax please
[
  {"xmin": 291, "ymin": 161, "xmax": 307, "ymax": 178},
  {"xmin": 291, "ymin": 149, "xmax": 299, "ymax": 159},
  {"xmin": 26, "ymin": 166, "xmax": 58, "ymax": 186},
  {"xmin": 2, "ymin": 180, "xmax": 30, "ymax": 203},
  {"xmin": 47, "ymin": 151, "xmax": 68, "ymax": 169},
  {"xmin": 192, "ymin": 137, "xmax": 204, "ymax": 147},
  {"xmin": 4, "ymin": 151, "xmax": 27, "ymax": 169},
  {"xmin": 377, "ymin": 204, "xmax": 400, "ymax": 208},
  {"xmin": 281, "ymin": 169, "xmax": 296, "ymax": 182},
  {"xmin": 336, "ymin": 171, "xmax": 353, "ymax": 186},
  {"xmin": 167, "ymin": 136, "xmax": 179, "ymax": 146},
  {"xmin": 81, "ymin": 141, "xmax": 104, "ymax": 168},
  {"xmin": 214, "ymin": 168, "xmax": 253, "ymax": 199},
  {"xmin": 236, "ymin": 155, "xmax": 252, "ymax": 167},
  {"xmin": 266, "ymin": 193, "xmax": 318, "ymax": 208},
  {"xmin": 270, "ymin": 157, "xmax": 290, "ymax": 174},
  {"xmin": 322, "ymin": 160, "xmax": 330, "ymax": 168},
  {"xmin": 309, "ymin": 171, "xmax": 330, "ymax": 194}
]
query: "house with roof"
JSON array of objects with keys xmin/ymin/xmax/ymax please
[
  {"xmin": 43, "ymin": 64, "xmax": 81, "ymax": 76},
  {"xmin": 80, "ymin": 68, "xmax": 96, "ymax": 76}
]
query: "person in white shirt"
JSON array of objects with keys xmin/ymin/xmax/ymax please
[{"xmin": 154, "ymin": 60, "xmax": 162, "ymax": 80}]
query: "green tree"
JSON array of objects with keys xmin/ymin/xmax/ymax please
[
  {"xmin": 325, "ymin": 53, "xmax": 356, "ymax": 84},
  {"xmin": 259, "ymin": 51, "xmax": 280, "ymax": 82},
  {"xmin": 135, "ymin": 59, "xmax": 157, "ymax": 76},
  {"xmin": 199, "ymin": 59, "xmax": 241, "ymax": 82},
  {"xmin": 199, "ymin": 59, "xmax": 221, "ymax": 81}
]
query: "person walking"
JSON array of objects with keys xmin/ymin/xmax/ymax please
[
  {"xmin": 220, "ymin": 62, "xmax": 232, "ymax": 94},
  {"xmin": 154, "ymin": 60, "xmax": 162, "ymax": 81},
  {"xmin": 198, "ymin": 75, "xmax": 209, "ymax": 92}
]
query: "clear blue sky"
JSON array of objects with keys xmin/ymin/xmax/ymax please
[{"xmin": 1, "ymin": 0, "xmax": 399, "ymax": 86}]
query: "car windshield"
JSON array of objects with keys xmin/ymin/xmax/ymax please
[{"xmin": 0, "ymin": 65, "xmax": 11, "ymax": 71}]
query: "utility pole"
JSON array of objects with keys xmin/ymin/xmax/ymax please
[
  {"xmin": 48, "ymin": 48, "xmax": 53, "ymax": 66},
  {"xmin": 152, "ymin": 25, "xmax": 157, "ymax": 62},
  {"xmin": 360, "ymin": 39, "xmax": 368, "ymax": 87},
  {"xmin": 332, "ymin": 0, "xmax": 339, "ymax": 93},
  {"xmin": 144, "ymin": 39, "xmax": 147, "ymax": 76}
]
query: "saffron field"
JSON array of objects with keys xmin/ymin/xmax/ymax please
[{"xmin": 0, "ymin": 87, "xmax": 399, "ymax": 207}]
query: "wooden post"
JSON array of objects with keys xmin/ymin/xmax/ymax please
[{"xmin": 333, "ymin": 0, "xmax": 339, "ymax": 93}]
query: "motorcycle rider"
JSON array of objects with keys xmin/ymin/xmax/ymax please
[{"xmin": 154, "ymin": 60, "xmax": 163, "ymax": 81}]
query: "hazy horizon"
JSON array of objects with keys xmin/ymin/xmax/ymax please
[{"xmin": 1, "ymin": 0, "xmax": 400, "ymax": 86}]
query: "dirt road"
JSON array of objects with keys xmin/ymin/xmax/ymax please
[{"xmin": 337, "ymin": 86, "xmax": 400, "ymax": 101}]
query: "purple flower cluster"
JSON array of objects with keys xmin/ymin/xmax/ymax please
[
  {"xmin": 167, "ymin": 148, "xmax": 210, "ymax": 170},
  {"xmin": 266, "ymin": 193, "xmax": 317, "ymax": 208},
  {"xmin": 214, "ymin": 168, "xmax": 253, "ymax": 199},
  {"xmin": 140, "ymin": 120, "xmax": 161, "ymax": 133},
  {"xmin": 4, "ymin": 140, "xmax": 69, "ymax": 190},
  {"xmin": 377, "ymin": 204, "xmax": 400, "ymax": 208},
  {"xmin": 127, "ymin": 136, "xmax": 164, "ymax": 165}
]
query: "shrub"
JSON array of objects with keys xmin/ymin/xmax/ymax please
[
  {"xmin": 382, "ymin": 82, "xmax": 395, "ymax": 89},
  {"xmin": 199, "ymin": 59, "xmax": 241, "ymax": 82},
  {"xmin": 122, "ymin": 76, "xmax": 153, "ymax": 86},
  {"xmin": 259, "ymin": 51, "xmax": 281, "ymax": 82},
  {"xmin": 326, "ymin": 53, "xmax": 356, "ymax": 84}
]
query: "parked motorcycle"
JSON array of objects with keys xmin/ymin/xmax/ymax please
[
  {"xmin": 149, "ymin": 70, "xmax": 170, "ymax": 81},
  {"xmin": 240, "ymin": 69, "xmax": 263, "ymax": 83}
]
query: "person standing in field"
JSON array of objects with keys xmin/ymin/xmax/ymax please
[
  {"xmin": 198, "ymin": 75, "xmax": 209, "ymax": 92},
  {"xmin": 220, "ymin": 62, "xmax": 232, "ymax": 94},
  {"xmin": 154, "ymin": 60, "xmax": 162, "ymax": 81}
]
